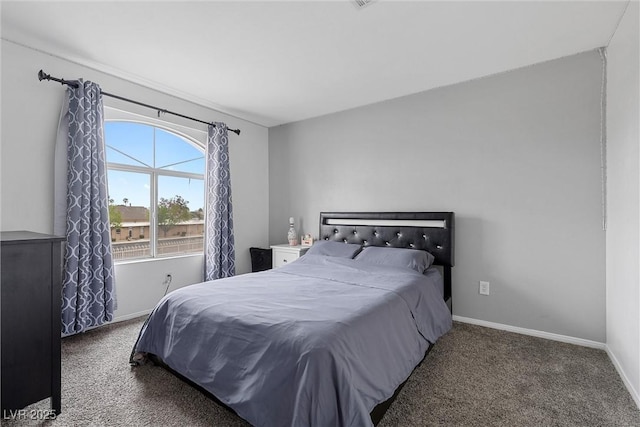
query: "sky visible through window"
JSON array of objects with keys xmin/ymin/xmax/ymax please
[{"xmin": 105, "ymin": 122, "xmax": 205, "ymax": 212}]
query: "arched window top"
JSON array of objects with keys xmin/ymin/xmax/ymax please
[{"xmin": 105, "ymin": 121, "xmax": 204, "ymax": 174}]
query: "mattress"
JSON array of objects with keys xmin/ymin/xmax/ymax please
[{"xmin": 131, "ymin": 254, "xmax": 452, "ymax": 426}]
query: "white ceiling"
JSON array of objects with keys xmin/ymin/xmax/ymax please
[{"xmin": 1, "ymin": 1, "xmax": 629, "ymax": 127}]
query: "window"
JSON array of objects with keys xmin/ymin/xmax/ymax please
[{"xmin": 105, "ymin": 121, "xmax": 205, "ymax": 261}]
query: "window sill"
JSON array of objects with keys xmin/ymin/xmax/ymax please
[{"xmin": 114, "ymin": 252, "xmax": 203, "ymax": 266}]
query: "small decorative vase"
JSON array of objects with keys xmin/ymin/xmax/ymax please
[{"xmin": 287, "ymin": 217, "xmax": 298, "ymax": 246}]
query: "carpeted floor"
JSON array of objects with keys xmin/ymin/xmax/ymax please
[{"xmin": 3, "ymin": 318, "xmax": 639, "ymax": 426}]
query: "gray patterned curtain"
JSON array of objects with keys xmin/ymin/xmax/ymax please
[
  {"xmin": 205, "ymin": 122, "xmax": 235, "ymax": 280},
  {"xmin": 60, "ymin": 80, "xmax": 116, "ymax": 335}
]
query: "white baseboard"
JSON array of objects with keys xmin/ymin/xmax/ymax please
[
  {"xmin": 453, "ymin": 315, "xmax": 640, "ymax": 411},
  {"xmin": 605, "ymin": 346, "xmax": 640, "ymax": 410},
  {"xmin": 112, "ymin": 309, "xmax": 152, "ymax": 323},
  {"xmin": 60, "ymin": 310, "xmax": 150, "ymax": 337},
  {"xmin": 452, "ymin": 315, "xmax": 606, "ymax": 349}
]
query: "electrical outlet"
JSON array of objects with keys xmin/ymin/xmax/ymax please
[{"xmin": 479, "ymin": 281, "xmax": 490, "ymax": 296}]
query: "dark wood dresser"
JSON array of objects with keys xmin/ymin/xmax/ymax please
[{"xmin": 1, "ymin": 231, "xmax": 64, "ymax": 416}]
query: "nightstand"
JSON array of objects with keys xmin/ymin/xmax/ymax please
[{"xmin": 270, "ymin": 244, "xmax": 310, "ymax": 268}]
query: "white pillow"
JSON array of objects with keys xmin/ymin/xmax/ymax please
[{"xmin": 305, "ymin": 240, "xmax": 362, "ymax": 258}]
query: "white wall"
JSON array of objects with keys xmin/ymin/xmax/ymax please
[
  {"xmin": 113, "ymin": 255, "xmax": 205, "ymax": 321},
  {"xmin": 269, "ymin": 51, "xmax": 606, "ymax": 342},
  {"xmin": 606, "ymin": 0, "xmax": 640, "ymax": 405},
  {"xmin": 0, "ymin": 40, "xmax": 270, "ymax": 320}
]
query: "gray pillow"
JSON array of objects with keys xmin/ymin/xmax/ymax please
[
  {"xmin": 305, "ymin": 240, "xmax": 362, "ymax": 258},
  {"xmin": 354, "ymin": 246, "xmax": 434, "ymax": 273}
]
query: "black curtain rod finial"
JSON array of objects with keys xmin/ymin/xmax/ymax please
[
  {"xmin": 38, "ymin": 69, "xmax": 79, "ymax": 88},
  {"xmin": 211, "ymin": 122, "xmax": 241, "ymax": 135}
]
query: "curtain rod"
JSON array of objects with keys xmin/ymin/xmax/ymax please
[{"xmin": 37, "ymin": 70, "xmax": 241, "ymax": 135}]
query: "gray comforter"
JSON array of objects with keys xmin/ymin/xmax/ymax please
[{"xmin": 131, "ymin": 254, "xmax": 452, "ymax": 426}]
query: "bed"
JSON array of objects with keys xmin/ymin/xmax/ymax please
[{"xmin": 130, "ymin": 211, "xmax": 454, "ymax": 426}]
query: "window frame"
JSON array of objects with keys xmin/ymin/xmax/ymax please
[{"xmin": 104, "ymin": 113, "xmax": 207, "ymax": 263}]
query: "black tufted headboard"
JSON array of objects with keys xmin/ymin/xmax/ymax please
[{"xmin": 319, "ymin": 212, "xmax": 454, "ymax": 308}]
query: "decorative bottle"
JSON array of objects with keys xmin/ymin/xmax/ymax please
[{"xmin": 287, "ymin": 217, "xmax": 298, "ymax": 246}]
